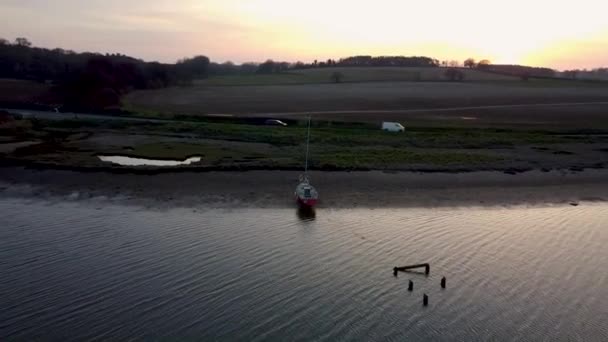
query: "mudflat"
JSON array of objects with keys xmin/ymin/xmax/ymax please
[{"xmin": 1, "ymin": 167, "xmax": 606, "ymax": 208}]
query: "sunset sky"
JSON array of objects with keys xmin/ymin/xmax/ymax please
[{"xmin": 1, "ymin": 0, "xmax": 607, "ymax": 70}]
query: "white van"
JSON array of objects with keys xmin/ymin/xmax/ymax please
[{"xmin": 382, "ymin": 122, "xmax": 405, "ymax": 132}]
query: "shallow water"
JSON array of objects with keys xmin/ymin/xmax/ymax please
[
  {"xmin": 1, "ymin": 199, "xmax": 607, "ymax": 341},
  {"xmin": 98, "ymin": 155, "xmax": 201, "ymax": 166}
]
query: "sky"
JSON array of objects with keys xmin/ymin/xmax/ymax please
[{"xmin": 1, "ymin": 0, "xmax": 607, "ymax": 70}]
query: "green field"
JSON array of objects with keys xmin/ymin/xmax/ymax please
[
  {"xmin": 4, "ymin": 67, "xmax": 608, "ymax": 172},
  {"xmin": 196, "ymin": 67, "xmax": 520, "ymax": 86},
  {"xmin": 124, "ymin": 67, "xmax": 608, "ymax": 129},
  {"xmin": 16, "ymin": 117, "xmax": 604, "ymax": 171}
]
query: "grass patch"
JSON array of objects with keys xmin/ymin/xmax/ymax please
[
  {"xmin": 112, "ymin": 142, "xmax": 500, "ymax": 169},
  {"xmin": 195, "ymin": 73, "xmax": 322, "ymax": 86},
  {"xmin": 28, "ymin": 118, "xmax": 608, "ymax": 170},
  {"xmin": 194, "ymin": 67, "xmax": 521, "ymax": 86},
  {"xmin": 39, "ymin": 118, "xmax": 581, "ymax": 148}
]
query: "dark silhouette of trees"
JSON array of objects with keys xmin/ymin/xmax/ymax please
[
  {"xmin": 208, "ymin": 61, "xmax": 237, "ymax": 75},
  {"xmin": 0, "ymin": 38, "xmax": 206, "ymax": 87},
  {"xmin": 14, "ymin": 37, "xmax": 32, "ymax": 47},
  {"xmin": 176, "ymin": 55, "xmax": 210, "ymax": 78},
  {"xmin": 464, "ymin": 58, "xmax": 476, "ymax": 68},
  {"xmin": 561, "ymin": 68, "xmax": 608, "ymax": 81},
  {"xmin": 462, "ymin": 58, "xmax": 491, "ymax": 69},
  {"xmin": 256, "ymin": 60, "xmax": 290, "ymax": 74},
  {"xmin": 337, "ymin": 56, "xmax": 439, "ymax": 67},
  {"xmin": 239, "ymin": 63, "xmax": 259, "ymax": 74},
  {"xmin": 174, "ymin": 55, "xmax": 210, "ymax": 84},
  {"xmin": 257, "ymin": 60, "xmax": 277, "ymax": 74},
  {"xmin": 482, "ymin": 64, "xmax": 556, "ymax": 78},
  {"xmin": 478, "ymin": 59, "xmax": 491, "ymax": 68},
  {"xmin": 288, "ymin": 56, "xmax": 440, "ymax": 69},
  {"xmin": 0, "ymin": 37, "xmax": 214, "ymax": 110},
  {"xmin": 564, "ymin": 70, "xmax": 578, "ymax": 79},
  {"xmin": 4, "ymin": 37, "xmax": 586, "ymax": 111}
]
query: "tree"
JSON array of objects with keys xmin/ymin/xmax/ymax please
[
  {"xmin": 240, "ymin": 63, "xmax": 258, "ymax": 74},
  {"xmin": 176, "ymin": 55, "xmax": 210, "ymax": 79},
  {"xmin": 330, "ymin": 71, "xmax": 344, "ymax": 83},
  {"xmin": 464, "ymin": 58, "xmax": 476, "ymax": 68},
  {"xmin": 0, "ymin": 38, "xmax": 8, "ymax": 45},
  {"xmin": 256, "ymin": 60, "xmax": 275, "ymax": 74},
  {"xmin": 449, "ymin": 60, "xmax": 459, "ymax": 67},
  {"xmin": 478, "ymin": 59, "xmax": 491, "ymax": 67},
  {"xmin": 14, "ymin": 37, "xmax": 32, "ymax": 47}
]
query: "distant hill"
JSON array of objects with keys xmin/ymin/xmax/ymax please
[
  {"xmin": 292, "ymin": 67, "xmax": 519, "ymax": 82},
  {"xmin": 479, "ymin": 64, "xmax": 556, "ymax": 78},
  {"xmin": 196, "ymin": 67, "xmax": 519, "ymax": 86}
]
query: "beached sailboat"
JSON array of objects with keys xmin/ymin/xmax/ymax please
[{"xmin": 295, "ymin": 117, "xmax": 319, "ymax": 208}]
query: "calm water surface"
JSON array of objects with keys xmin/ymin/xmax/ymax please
[
  {"xmin": 98, "ymin": 155, "xmax": 202, "ymax": 166},
  {"xmin": 1, "ymin": 199, "xmax": 607, "ymax": 341}
]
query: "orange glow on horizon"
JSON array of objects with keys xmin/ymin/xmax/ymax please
[{"xmin": 1, "ymin": 0, "xmax": 607, "ymax": 69}]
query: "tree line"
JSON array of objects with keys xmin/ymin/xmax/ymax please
[
  {"xmin": 5, "ymin": 37, "xmax": 600, "ymax": 110},
  {"xmin": 0, "ymin": 37, "xmax": 211, "ymax": 110},
  {"xmin": 562, "ymin": 68, "xmax": 608, "ymax": 80},
  {"xmin": 261, "ymin": 56, "xmax": 441, "ymax": 72}
]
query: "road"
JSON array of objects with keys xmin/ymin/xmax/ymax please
[
  {"xmin": 4, "ymin": 109, "xmax": 169, "ymax": 123},
  {"xmin": 5, "ymin": 100, "xmax": 608, "ymax": 123}
]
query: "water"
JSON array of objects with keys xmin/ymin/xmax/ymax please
[
  {"xmin": 98, "ymin": 155, "xmax": 202, "ymax": 166},
  {"xmin": 1, "ymin": 199, "xmax": 607, "ymax": 341}
]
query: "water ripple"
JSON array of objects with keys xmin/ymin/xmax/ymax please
[{"xmin": 1, "ymin": 200, "xmax": 607, "ymax": 341}]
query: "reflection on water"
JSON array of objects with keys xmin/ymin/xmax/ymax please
[
  {"xmin": 296, "ymin": 206, "xmax": 316, "ymax": 221},
  {"xmin": 98, "ymin": 155, "xmax": 201, "ymax": 166},
  {"xmin": 1, "ymin": 199, "xmax": 607, "ymax": 341}
]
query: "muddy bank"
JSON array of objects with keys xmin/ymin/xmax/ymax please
[{"xmin": 1, "ymin": 167, "xmax": 607, "ymax": 208}]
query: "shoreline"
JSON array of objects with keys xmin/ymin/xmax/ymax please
[
  {"xmin": 1, "ymin": 166, "xmax": 607, "ymax": 208},
  {"xmin": 0, "ymin": 156, "xmax": 556, "ymax": 174}
]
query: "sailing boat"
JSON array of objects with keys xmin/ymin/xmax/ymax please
[{"xmin": 295, "ymin": 116, "xmax": 319, "ymax": 208}]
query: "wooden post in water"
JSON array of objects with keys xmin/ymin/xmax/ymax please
[
  {"xmin": 423, "ymin": 294, "xmax": 429, "ymax": 306},
  {"xmin": 441, "ymin": 277, "xmax": 446, "ymax": 289},
  {"xmin": 408, "ymin": 280, "xmax": 414, "ymax": 291},
  {"xmin": 394, "ymin": 263, "xmax": 430, "ymax": 275}
]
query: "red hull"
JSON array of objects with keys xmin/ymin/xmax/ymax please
[{"xmin": 297, "ymin": 197, "xmax": 318, "ymax": 208}]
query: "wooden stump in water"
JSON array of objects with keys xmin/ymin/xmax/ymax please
[{"xmin": 394, "ymin": 263, "xmax": 430, "ymax": 275}]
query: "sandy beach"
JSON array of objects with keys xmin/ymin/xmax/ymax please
[{"xmin": 1, "ymin": 166, "xmax": 607, "ymax": 208}]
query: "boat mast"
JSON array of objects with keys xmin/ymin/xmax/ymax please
[{"xmin": 305, "ymin": 115, "xmax": 311, "ymax": 174}]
